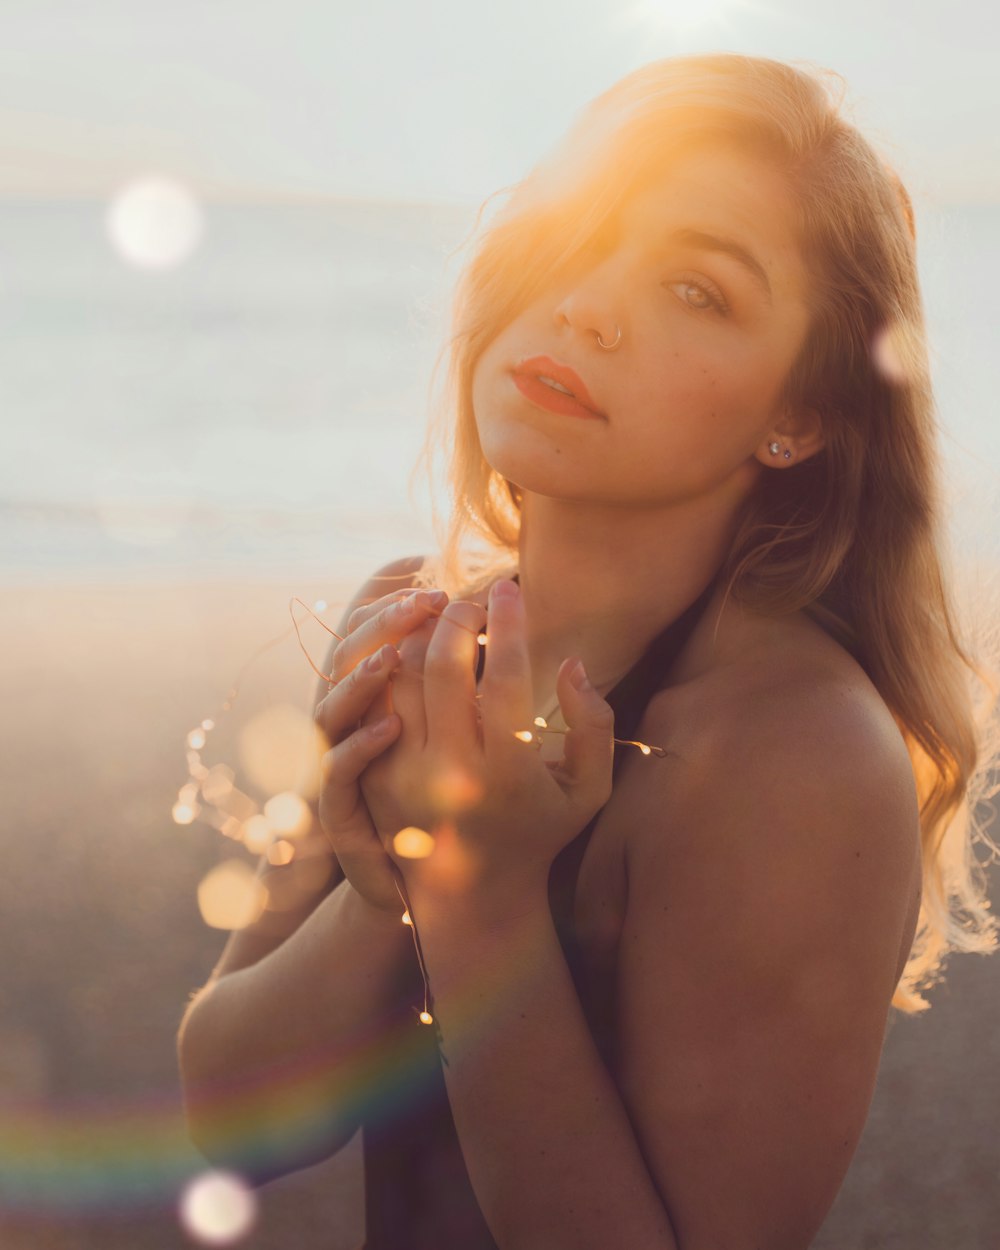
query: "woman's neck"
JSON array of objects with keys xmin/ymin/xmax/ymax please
[{"xmin": 515, "ymin": 489, "xmax": 744, "ymax": 715}]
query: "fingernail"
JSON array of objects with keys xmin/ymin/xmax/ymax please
[
  {"xmin": 570, "ymin": 659, "xmax": 592, "ymax": 691},
  {"xmin": 369, "ymin": 716, "xmax": 396, "ymax": 738},
  {"xmin": 400, "ymin": 592, "xmax": 421, "ymax": 616},
  {"xmin": 366, "ymin": 646, "xmax": 387, "ymax": 672},
  {"xmin": 491, "ymin": 579, "xmax": 519, "ymax": 602},
  {"xmin": 424, "ymin": 589, "xmax": 448, "ymax": 611}
]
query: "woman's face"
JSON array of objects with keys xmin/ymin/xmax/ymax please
[{"xmin": 470, "ymin": 146, "xmax": 814, "ymax": 511}]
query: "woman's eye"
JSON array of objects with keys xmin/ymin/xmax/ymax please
[{"xmin": 664, "ymin": 279, "xmax": 728, "ymax": 315}]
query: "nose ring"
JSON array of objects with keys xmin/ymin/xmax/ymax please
[{"xmin": 594, "ymin": 325, "xmax": 622, "ymax": 352}]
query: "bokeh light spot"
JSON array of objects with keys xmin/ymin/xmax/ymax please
[
  {"xmin": 239, "ymin": 704, "xmax": 325, "ymax": 799},
  {"xmin": 872, "ymin": 320, "xmax": 919, "ymax": 387},
  {"xmin": 201, "ymin": 764, "xmax": 235, "ymax": 806},
  {"xmin": 197, "ymin": 861, "xmax": 266, "ymax": 930},
  {"xmin": 107, "ymin": 175, "xmax": 204, "ymax": 270},
  {"xmin": 179, "ymin": 1169, "xmax": 257, "ymax": 1245},
  {"xmin": 427, "ymin": 765, "xmax": 483, "ymax": 814},
  {"xmin": 263, "ymin": 791, "xmax": 311, "ymax": 837},
  {"xmin": 241, "ymin": 814, "xmax": 273, "ymax": 855},
  {"xmin": 173, "ymin": 802, "xmax": 198, "ymax": 826},
  {"xmin": 187, "ymin": 728, "xmax": 207, "ymax": 750},
  {"xmin": 393, "ymin": 826, "xmax": 436, "ymax": 859},
  {"xmin": 266, "ymin": 838, "xmax": 295, "ymax": 866}
]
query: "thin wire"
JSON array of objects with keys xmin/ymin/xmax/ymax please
[
  {"xmin": 289, "ymin": 595, "xmax": 665, "ymax": 754},
  {"xmin": 392, "ymin": 876, "xmax": 434, "ymax": 1025}
]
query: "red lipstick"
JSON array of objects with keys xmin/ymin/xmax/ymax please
[{"xmin": 511, "ymin": 356, "xmax": 605, "ymax": 420}]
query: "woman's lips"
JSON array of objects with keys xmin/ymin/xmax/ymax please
[{"xmin": 511, "ymin": 356, "xmax": 605, "ymax": 420}]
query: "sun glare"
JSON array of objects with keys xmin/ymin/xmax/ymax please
[{"xmin": 629, "ymin": 0, "xmax": 744, "ymax": 37}]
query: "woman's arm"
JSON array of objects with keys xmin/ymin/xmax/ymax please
[
  {"xmin": 387, "ymin": 589, "xmax": 920, "ymax": 1249},
  {"xmin": 177, "ymin": 556, "xmax": 427, "ymax": 1179}
]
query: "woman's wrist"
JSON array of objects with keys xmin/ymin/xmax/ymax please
[{"xmin": 405, "ymin": 868, "xmax": 551, "ymax": 939}]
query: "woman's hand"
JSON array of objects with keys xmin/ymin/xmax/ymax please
[
  {"xmin": 360, "ymin": 579, "xmax": 616, "ymax": 915},
  {"xmin": 313, "ymin": 587, "xmax": 447, "ymax": 912}
]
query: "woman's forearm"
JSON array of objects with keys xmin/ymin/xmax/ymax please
[
  {"xmin": 413, "ymin": 889, "xmax": 680, "ymax": 1250},
  {"xmin": 178, "ymin": 878, "xmax": 414, "ymax": 1179}
]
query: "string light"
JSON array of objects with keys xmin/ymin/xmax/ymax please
[
  {"xmin": 177, "ymin": 587, "xmax": 670, "ymax": 1015},
  {"xmin": 393, "ymin": 877, "xmax": 434, "ymax": 1026}
]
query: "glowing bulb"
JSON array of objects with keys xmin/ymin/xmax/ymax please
[
  {"xmin": 419, "ymin": 1011, "xmax": 434, "ymax": 1025},
  {"xmin": 639, "ymin": 743, "xmax": 652, "ymax": 756},
  {"xmin": 178, "ymin": 1169, "xmax": 257, "ymax": 1245},
  {"xmin": 187, "ymin": 728, "xmax": 207, "ymax": 751},
  {"xmin": 201, "ymin": 719, "xmax": 215, "ymax": 731},
  {"xmin": 477, "ymin": 633, "xmax": 488, "ymax": 645},
  {"xmin": 107, "ymin": 176, "xmax": 204, "ymax": 270},
  {"xmin": 401, "ymin": 910, "xmax": 413, "ymax": 926},
  {"xmin": 533, "ymin": 716, "xmax": 548, "ymax": 728},
  {"xmin": 172, "ymin": 802, "xmax": 197, "ymax": 825},
  {"xmin": 393, "ymin": 826, "xmax": 436, "ymax": 859},
  {"xmin": 514, "ymin": 730, "xmax": 534, "ymax": 743}
]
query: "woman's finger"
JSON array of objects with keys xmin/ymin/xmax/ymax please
[
  {"xmin": 478, "ymin": 580, "xmax": 535, "ymax": 764},
  {"xmin": 331, "ymin": 589, "xmax": 448, "ymax": 682},
  {"xmin": 422, "ymin": 600, "xmax": 487, "ymax": 761},
  {"xmin": 386, "ymin": 616, "xmax": 437, "ymax": 749},
  {"xmin": 553, "ymin": 657, "xmax": 615, "ymax": 815},
  {"xmin": 315, "ymin": 643, "xmax": 401, "ymax": 745},
  {"xmin": 317, "ymin": 715, "xmax": 403, "ymax": 907}
]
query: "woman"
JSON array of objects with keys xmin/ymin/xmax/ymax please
[{"xmin": 178, "ymin": 55, "xmax": 996, "ymax": 1249}]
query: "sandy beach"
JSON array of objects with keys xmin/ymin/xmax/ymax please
[{"xmin": 2, "ymin": 576, "xmax": 998, "ymax": 1248}]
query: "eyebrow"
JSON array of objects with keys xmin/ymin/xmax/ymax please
[{"xmin": 669, "ymin": 228, "xmax": 773, "ymax": 304}]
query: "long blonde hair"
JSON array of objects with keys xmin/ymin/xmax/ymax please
[{"xmin": 417, "ymin": 54, "xmax": 998, "ymax": 1012}]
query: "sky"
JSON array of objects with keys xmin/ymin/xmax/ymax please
[{"xmin": 2, "ymin": 0, "xmax": 998, "ymax": 205}]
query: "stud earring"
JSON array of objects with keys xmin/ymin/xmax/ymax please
[
  {"xmin": 783, "ymin": 449, "xmax": 792, "ymax": 460},
  {"xmin": 768, "ymin": 441, "xmax": 780, "ymax": 456}
]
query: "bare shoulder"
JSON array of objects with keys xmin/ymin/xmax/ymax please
[
  {"xmin": 628, "ymin": 608, "xmax": 921, "ymax": 896},
  {"xmin": 609, "ymin": 611, "xmax": 924, "ymax": 1247},
  {"xmin": 625, "ymin": 605, "xmax": 920, "ymax": 995}
]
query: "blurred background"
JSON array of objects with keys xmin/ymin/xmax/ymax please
[{"xmin": 2, "ymin": 1, "xmax": 998, "ymax": 1246}]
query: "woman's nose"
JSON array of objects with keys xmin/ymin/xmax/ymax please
[{"xmin": 551, "ymin": 261, "xmax": 624, "ymax": 351}]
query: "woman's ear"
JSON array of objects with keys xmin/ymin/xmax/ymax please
[{"xmin": 754, "ymin": 405, "xmax": 825, "ymax": 468}]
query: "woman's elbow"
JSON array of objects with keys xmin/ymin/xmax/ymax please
[{"xmin": 176, "ymin": 984, "xmax": 357, "ymax": 1182}]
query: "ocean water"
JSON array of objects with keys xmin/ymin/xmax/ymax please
[{"xmin": 2, "ymin": 196, "xmax": 998, "ymax": 584}]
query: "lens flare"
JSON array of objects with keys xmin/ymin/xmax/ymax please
[
  {"xmin": 178, "ymin": 1170, "xmax": 256, "ymax": 1245},
  {"xmin": 106, "ymin": 176, "xmax": 204, "ymax": 270},
  {"xmin": 197, "ymin": 861, "xmax": 266, "ymax": 931}
]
